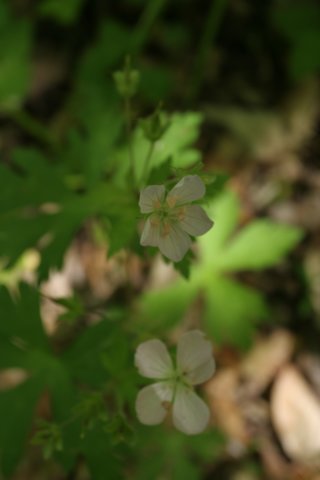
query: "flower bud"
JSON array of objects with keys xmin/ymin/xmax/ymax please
[{"xmin": 113, "ymin": 57, "xmax": 140, "ymax": 98}]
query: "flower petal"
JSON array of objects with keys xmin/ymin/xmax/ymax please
[
  {"xmin": 140, "ymin": 217, "xmax": 161, "ymax": 247},
  {"xmin": 135, "ymin": 339, "xmax": 174, "ymax": 379},
  {"xmin": 166, "ymin": 175, "xmax": 205, "ymax": 206},
  {"xmin": 179, "ymin": 205, "xmax": 213, "ymax": 236},
  {"xmin": 136, "ymin": 382, "xmax": 174, "ymax": 425},
  {"xmin": 172, "ymin": 385, "xmax": 210, "ymax": 434},
  {"xmin": 139, "ymin": 185, "xmax": 165, "ymax": 213},
  {"xmin": 158, "ymin": 223, "xmax": 191, "ymax": 262},
  {"xmin": 177, "ymin": 330, "xmax": 215, "ymax": 385}
]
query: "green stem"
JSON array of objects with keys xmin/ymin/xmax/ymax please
[
  {"xmin": 141, "ymin": 140, "xmax": 155, "ymax": 185},
  {"xmin": 190, "ymin": 0, "xmax": 229, "ymax": 99},
  {"xmin": 124, "ymin": 95, "xmax": 136, "ymax": 183}
]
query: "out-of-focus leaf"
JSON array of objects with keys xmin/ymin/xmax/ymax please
[
  {"xmin": 81, "ymin": 426, "xmax": 121, "ymax": 480},
  {"xmin": 115, "ymin": 112, "xmax": 203, "ymax": 182},
  {"xmin": 272, "ymin": 4, "xmax": 320, "ymax": 80},
  {"xmin": 0, "ymin": 376, "xmax": 42, "ymax": 477},
  {"xmin": 147, "ymin": 157, "xmax": 172, "ymax": 185},
  {"xmin": 63, "ymin": 318, "xmax": 115, "ymax": 386},
  {"xmin": 219, "ymin": 220, "xmax": 303, "ymax": 271},
  {"xmin": 70, "ymin": 21, "xmax": 131, "ymax": 184},
  {"xmin": 205, "ymin": 277, "xmax": 268, "ymax": 348},
  {"xmin": 203, "ymin": 173, "xmax": 229, "ymax": 202},
  {"xmin": 139, "ymin": 280, "xmax": 197, "ymax": 331},
  {"xmin": 273, "ymin": 4, "xmax": 320, "ymax": 40},
  {"xmin": 139, "ymin": 64, "xmax": 172, "ymax": 101},
  {"xmin": 173, "ymin": 252, "xmax": 194, "ymax": 279},
  {"xmin": 37, "ymin": 0, "xmax": 85, "ymax": 24},
  {"xmin": 0, "ymin": 4, "xmax": 31, "ymax": 110},
  {"xmin": 198, "ymin": 190, "xmax": 239, "ymax": 265},
  {"xmin": 0, "ymin": 148, "xmax": 68, "ymax": 212},
  {"xmin": 290, "ymin": 31, "xmax": 320, "ymax": 80},
  {"xmin": 76, "ymin": 21, "xmax": 132, "ymax": 84},
  {"xmin": 0, "ymin": 284, "xmax": 47, "ymax": 350},
  {"xmin": 68, "ymin": 89, "xmax": 122, "ymax": 186}
]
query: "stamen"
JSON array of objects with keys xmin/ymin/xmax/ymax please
[
  {"xmin": 166, "ymin": 196, "xmax": 177, "ymax": 208},
  {"xmin": 176, "ymin": 207, "xmax": 185, "ymax": 221},
  {"xmin": 161, "ymin": 221, "xmax": 172, "ymax": 237},
  {"xmin": 150, "ymin": 215, "xmax": 161, "ymax": 227}
]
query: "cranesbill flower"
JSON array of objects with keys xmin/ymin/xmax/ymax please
[
  {"xmin": 134, "ymin": 330, "xmax": 215, "ymax": 435},
  {"xmin": 139, "ymin": 175, "xmax": 213, "ymax": 262}
]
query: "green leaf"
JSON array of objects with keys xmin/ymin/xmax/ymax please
[
  {"xmin": 147, "ymin": 157, "xmax": 172, "ymax": 185},
  {"xmin": 139, "ymin": 280, "xmax": 197, "ymax": 331},
  {"xmin": 173, "ymin": 250, "xmax": 195, "ymax": 279},
  {"xmin": 81, "ymin": 426, "xmax": 121, "ymax": 480},
  {"xmin": 0, "ymin": 148, "xmax": 67, "ymax": 212},
  {"xmin": 139, "ymin": 64, "xmax": 172, "ymax": 102},
  {"xmin": 63, "ymin": 318, "xmax": 116, "ymax": 386},
  {"xmin": 0, "ymin": 377, "xmax": 43, "ymax": 476},
  {"xmin": 219, "ymin": 220, "xmax": 303, "ymax": 271},
  {"xmin": 53, "ymin": 295, "xmax": 85, "ymax": 324},
  {"xmin": 204, "ymin": 277, "xmax": 268, "ymax": 348},
  {"xmin": 37, "ymin": 0, "xmax": 85, "ymax": 24},
  {"xmin": 0, "ymin": 284, "xmax": 47, "ymax": 350},
  {"xmin": 115, "ymin": 112, "xmax": 203, "ymax": 183},
  {"xmin": 0, "ymin": 4, "xmax": 31, "ymax": 110},
  {"xmin": 272, "ymin": 4, "xmax": 320, "ymax": 80},
  {"xmin": 203, "ymin": 173, "xmax": 229, "ymax": 201},
  {"xmin": 290, "ymin": 31, "xmax": 320, "ymax": 80},
  {"xmin": 273, "ymin": 4, "xmax": 320, "ymax": 40},
  {"xmin": 198, "ymin": 190, "xmax": 239, "ymax": 266}
]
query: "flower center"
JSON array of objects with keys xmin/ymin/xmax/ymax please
[{"xmin": 150, "ymin": 199, "xmax": 187, "ymax": 239}]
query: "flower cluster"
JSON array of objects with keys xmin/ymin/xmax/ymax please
[
  {"xmin": 139, "ymin": 175, "xmax": 213, "ymax": 262},
  {"xmin": 134, "ymin": 330, "xmax": 215, "ymax": 435}
]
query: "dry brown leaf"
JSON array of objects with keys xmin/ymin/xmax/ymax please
[
  {"xmin": 240, "ymin": 329, "xmax": 295, "ymax": 396},
  {"xmin": 206, "ymin": 368, "xmax": 249, "ymax": 445},
  {"xmin": 271, "ymin": 365, "xmax": 320, "ymax": 465},
  {"xmin": 0, "ymin": 368, "xmax": 29, "ymax": 391}
]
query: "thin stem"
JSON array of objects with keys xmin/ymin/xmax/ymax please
[
  {"xmin": 141, "ymin": 140, "xmax": 156, "ymax": 185},
  {"xmin": 124, "ymin": 95, "xmax": 136, "ymax": 183},
  {"xmin": 190, "ymin": 0, "xmax": 229, "ymax": 99}
]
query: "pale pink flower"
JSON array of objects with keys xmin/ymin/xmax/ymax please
[
  {"xmin": 139, "ymin": 175, "xmax": 213, "ymax": 262},
  {"xmin": 135, "ymin": 330, "xmax": 215, "ymax": 435}
]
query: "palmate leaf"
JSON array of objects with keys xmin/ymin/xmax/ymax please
[
  {"xmin": 0, "ymin": 285, "xmax": 81, "ymax": 476},
  {"xmin": 204, "ymin": 276, "xmax": 268, "ymax": 349},
  {"xmin": 0, "ymin": 286, "xmax": 59, "ymax": 475},
  {"xmin": 219, "ymin": 219, "xmax": 303, "ymax": 272},
  {"xmin": 0, "ymin": 148, "xmax": 68, "ymax": 214},
  {"xmin": 80, "ymin": 426, "xmax": 121, "ymax": 480},
  {"xmin": 199, "ymin": 190, "xmax": 303, "ymax": 272},
  {"xmin": 198, "ymin": 190, "xmax": 240, "ymax": 265},
  {"xmin": 139, "ymin": 279, "xmax": 197, "ymax": 332},
  {"xmin": 197, "ymin": 190, "xmax": 303, "ymax": 346},
  {"xmin": 0, "ymin": 376, "xmax": 43, "ymax": 477},
  {"xmin": 0, "ymin": 144, "xmax": 137, "ymax": 279},
  {"xmin": 114, "ymin": 112, "xmax": 203, "ymax": 184},
  {"xmin": 0, "ymin": 284, "xmax": 47, "ymax": 350},
  {"xmin": 70, "ymin": 21, "xmax": 130, "ymax": 183}
]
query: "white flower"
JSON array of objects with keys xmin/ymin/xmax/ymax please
[
  {"xmin": 134, "ymin": 330, "xmax": 215, "ymax": 435},
  {"xmin": 139, "ymin": 175, "xmax": 213, "ymax": 262}
]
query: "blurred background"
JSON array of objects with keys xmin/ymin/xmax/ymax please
[{"xmin": 1, "ymin": 0, "xmax": 320, "ymax": 479}]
